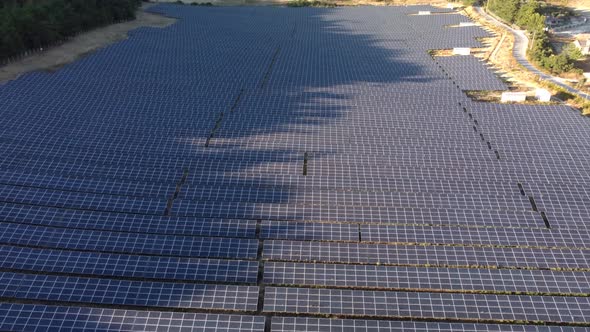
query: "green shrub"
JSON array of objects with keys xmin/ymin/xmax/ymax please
[
  {"xmin": 541, "ymin": 54, "xmax": 573, "ymax": 74},
  {"xmin": 562, "ymin": 43, "xmax": 584, "ymax": 61}
]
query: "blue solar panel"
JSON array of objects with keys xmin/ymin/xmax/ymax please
[
  {"xmin": 265, "ymin": 287, "xmax": 590, "ymax": 322},
  {"xmin": 0, "ymin": 203, "xmax": 257, "ymax": 237},
  {"xmin": 0, "ymin": 272, "xmax": 259, "ymax": 310},
  {"xmin": 272, "ymin": 317, "xmax": 588, "ymax": 331},
  {"xmin": 0, "ymin": 222, "xmax": 258, "ymax": 259},
  {"xmin": 0, "ymin": 303, "xmax": 265, "ymax": 332},
  {"xmin": 1, "ymin": 3, "xmax": 589, "ymax": 330},
  {"xmin": 0, "ymin": 245, "xmax": 258, "ymax": 283}
]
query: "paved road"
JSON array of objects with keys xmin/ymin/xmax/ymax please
[{"xmin": 475, "ymin": 5, "xmax": 590, "ymax": 100}]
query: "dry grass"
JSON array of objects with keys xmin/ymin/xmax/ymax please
[{"xmin": 430, "ymin": 49, "xmax": 455, "ymax": 56}]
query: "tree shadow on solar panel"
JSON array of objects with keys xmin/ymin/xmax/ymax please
[
  {"xmin": 0, "ymin": 5, "xmax": 442, "ymax": 225},
  {"xmin": 156, "ymin": 6, "xmax": 436, "ymax": 221},
  {"xmin": 0, "ymin": 5, "xmax": 463, "ymax": 315},
  {"xmin": 0, "ymin": 4, "xmax": 553, "ymax": 327}
]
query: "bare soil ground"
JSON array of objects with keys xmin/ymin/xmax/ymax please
[
  {"xmin": 550, "ymin": 0, "xmax": 590, "ymax": 11},
  {"xmin": 0, "ymin": 4, "xmax": 176, "ymax": 84}
]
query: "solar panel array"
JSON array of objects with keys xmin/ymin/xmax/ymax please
[
  {"xmin": 435, "ymin": 55, "xmax": 508, "ymax": 91},
  {"xmin": 1, "ymin": 3, "xmax": 589, "ymax": 331}
]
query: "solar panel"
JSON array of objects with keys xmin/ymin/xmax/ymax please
[
  {"xmin": 261, "ymin": 220, "xmax": 358, "ymax": 241},
  {"xmin": 264, "ymin": 287, "xmax": 590, "ymax": 322},
  {"xmin": 271, "ymin": 317, "xmax": 588, "ymax": 331},
  {"xmin": 0, "ymin": 272, "xmax": 259, "ymax": 311},
  {"xmin": 264, "ymin": 262, "xmax": 590, "ymax": 294},
  {"xmin": 0, "ymin": 245, "xmax": 258, "ymax": 283},
  {"xmin": 1, "ymin": 3, "xmax": 589, "ymax": 330},
  {"xmin": 263, "ymin": 240, "xmax": 590, "ymax": 269},
  {"xmin": 0, "ymin": 303, "xmax": 265, "ymax": 332},
  {"xmin": 435, "ymin": 55, "xmax": 508, "ymax": 91},
  {"xmin": 0, "ymin": 184, "xmax": 165, "ymax": 214},
  {"xmin": 0, "ymin": 203, "xmax": 257, "ymax": 237},
  {"xmin": 0, "ymin": 169, "xmax": 175, "ymax": 198},
  {"xmin": 360, "ymin": 225, "xmax": 590, "ymax": 247},
  {"xmin": 0, "ymin": 222, "xmax": 258, "ymax": 259}
]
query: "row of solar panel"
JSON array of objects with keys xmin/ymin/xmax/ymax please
[
  {"xmin": 0, "ymin": 222, "xmax": 258, "ymax": 259},
  {"xmin": 0, "ymin": 179, "xmax": 546, "ymax": 207},
  {"xmin": 2, "ymin": 119, "xmax": 494, "ymax": 137},
  {"xmin": 171, "ymin": 202, "xmax": 545, "ymax": 225},
  {"xmin": 7, "ymin": 153, "xmax": 589, "ymax": 180},
  {"xmin": 0, "ymin": 202, "xmax": 257, "ymax": 237},
  {"xmin": 4, "ymin": 223, "xmax": 590, "ymax": 270},
  {"xmin": 264, "ymin": 287, "xmax": 589, "ymax": 323},
  {"xmin": 1, "ymin": 202, "xmax": 583, "ymax": 244},
  {"xmin": 4, "ymin": 149, "xmax": 580, "ymax": 178},
  {"xmin": 2, "ymin": 133, "xmax": 503, "ymax": 155},
  {"xmin": 0, "ymin": 132, "xmax": 500, "ymax": 156},
  {"xmin": 8, "ymin": 159, "xmax": 585, "ymax": 191},
  {"xmin": 0, "ymin": 272, "xmax": 258, "ymax": 311},
  {"xmin": 1, "ymin": 302, "xmax": 583, "ymax": 332},
  {"xmin": 0, "ymin": 273, "xmax": 588, "ymax": 324},
  {"xmin": 1, "ymin": 201, "xmax": 586, "ymax": 245},
  {"xmin": 264, "ymin": 262, "xmax": 590, "ymax": 294},
  {"xmin": 4, "ymin": 167, "xmax": 589, "ymax": 219},
  {"xmin": 0, "ymin": 197, "xmax": 547, "ymax": 227},
  {"xmin": 0, "ymin": 303, "xmax": 266, "ymax": 332},
  {"xmin": 4, "ymin": 141, "xmax": 508, "ymax": 163},
  {"xmin": 262, "ymin": 240, "xmax": 590, "ymax": 269},
  {"xmin": 2, "ymin": 244, "xmax": 589, "ymax": 295}
]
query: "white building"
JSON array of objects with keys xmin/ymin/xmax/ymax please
[{"xmin": 574, "ymin": 35, "xmax": 590, "ymax": 55}]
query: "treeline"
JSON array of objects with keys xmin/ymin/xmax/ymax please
[
  {"xmin": 286, "ymin": 0, "xmax": 337, "ymax": 7},
  {"xmin": 0, "ymin": 0, "xmax": 142, "ymax": 61},
  {"xmin": 487, "ymin": 0, "xmax": 579, "ymax": 74}
]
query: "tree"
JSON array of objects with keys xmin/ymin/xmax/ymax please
[
  {"xmin": 0, "ymin": 0, "xmax": 142, "ymax": 61},
  {"xmin": 0, "ymin": 12, "xmax": 25, "ymax": 58},
  {"xmin": 562, "ymin": 43, "xmax": 584, "ymax": 61},
  {"xmin": 542, "ymin": 54, "xmax": 573, "ymax": 74},
  {"xmin": 488, "ymin": 0, "xmax": 520, "ymax": 23},
  {"xmin": 516, "ymin": 0, "xmax": 541, "ymax": 29}
]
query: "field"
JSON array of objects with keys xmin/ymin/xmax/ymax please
[{"xmin": 1, "ymin": 4, "xmax": 590, "ymax": 331}]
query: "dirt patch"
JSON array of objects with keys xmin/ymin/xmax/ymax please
[
  {"xmin": 0, "ymin": 4, "xmax": 176, "ymax": 84},
  {"xmin": 548, "ymin": 0, "xmax": 590, "ymax": 11}
]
